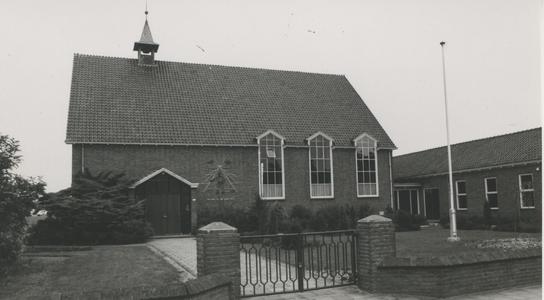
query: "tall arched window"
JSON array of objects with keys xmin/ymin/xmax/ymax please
[
  {"xmin": 308, "ymin": 133, "xmax": 334, "ymax": 198},
  {"xmin": 257, "ymin": 130, "xmax": 285, "ymax": 199},
  {"xmin": 354, "ymin": 134, "xmax": 379, "ymax": 197}
]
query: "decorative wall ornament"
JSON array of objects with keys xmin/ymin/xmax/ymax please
[{"xmin": 202, "ymin": 155, "xmax": 238, "ymax": 194}]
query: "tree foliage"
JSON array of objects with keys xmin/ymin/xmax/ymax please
[
  {"xmin": 0, "ymin": 134, "xmax": 46, "ymax": 274},
  {"xmin": 26, "ymin": 170, "xmax": 153, "ymax": 245}
]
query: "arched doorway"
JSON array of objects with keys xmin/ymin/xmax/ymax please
[{"xmin": 133, "ymin": 170, "xmax": 195, "ymax": 235}]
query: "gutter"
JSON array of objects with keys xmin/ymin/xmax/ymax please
[{"xmin": 396, "ymin": 160, "xmax": 542, "ymax": 180}]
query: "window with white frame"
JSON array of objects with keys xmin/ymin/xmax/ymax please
[
  {"xmin": 519, "ymin": 174, "xmax": 535, "ymax": 208},
  {"xmin": 355, "ymin": 134, "xmax": 378, "ymax": 197},
  {"xmin": 456, "ymin": 180, "xmax": 467, "ymax": 210},
  {"xmin": 308, "ymin": 133, "xmax": 333, "ymax": 198},
  {"xmin": 258, "ymin": 131, "xmax": 284, "ymax": 199},
  {"xmin": 485, "ymin": 178, "xmax": 498, "ymax": 209}
]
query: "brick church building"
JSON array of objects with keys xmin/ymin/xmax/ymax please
[{"xmin": 66, "ymin": 14, "xmax": 396, "ymax": 235}]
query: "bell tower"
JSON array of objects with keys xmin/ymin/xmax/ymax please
[{"xmin": 133, "ymin": 11, "xmax": 159, "ymax": 66}]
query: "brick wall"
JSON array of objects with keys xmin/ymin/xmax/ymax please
[
  {"xmin": 376, "ymin": 250, "xmax": 542, "ymax": 298},
  {"xmin": 72, "ymin": 144, "xmax": 392, "ymax": 212},
  {"xmin": 395, "ymin": 163, "xmax": 542, "ymax": 221},
  {"xmin": 46, "ymin": 273, "xmax": 232, "ymax": 300},
  {"xmin": 356, "ymin": 215, "xmax": 542, "ymax": 298}
]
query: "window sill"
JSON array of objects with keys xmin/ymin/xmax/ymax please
[
  {"xmin": 521, "ymin": 207, "xmax": 535, "ymax": 210},
  {"xmin": 311, "ymin": 196, "xmax": 334, "ymax": 200},
  {"xmin": 357, "ymin": 195, "xmax": 379, "ymax": 199},
  {"xmin": 456, "ymin": 209, "xmax": 467, "ymax": 211},
  {"xmin": 261, "ymin": 198, "xmax": 286, "ymax": 201},
  {"xmin": 490, "ymin": 208, "xmax": 499, "ymax": 210}
]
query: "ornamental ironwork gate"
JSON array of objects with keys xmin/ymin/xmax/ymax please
[{"xmin": 240, "ymin": 230, "xmax": 357, "ymax": 297}]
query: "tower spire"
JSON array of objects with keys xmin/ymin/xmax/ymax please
[{"xmin": 134, "ymin": 9, "xmax": 159, "ymax": 65}]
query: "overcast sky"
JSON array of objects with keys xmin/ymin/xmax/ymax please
[{"xmin": 0, "ymin": 0, "xmax": 541, "ymax": 193}]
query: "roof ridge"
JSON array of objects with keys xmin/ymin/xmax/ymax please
[
  {"xmin": 72, "ymin": 53, "xmax": 346, "ymax": 77},
  {"xmin": 395, "ymin": 127, "xmax": 542, "ymax": 158}
]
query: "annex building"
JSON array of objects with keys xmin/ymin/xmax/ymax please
[{"xmin": 393, "ymin": 128, "xmax": 541, "ymax": 222}]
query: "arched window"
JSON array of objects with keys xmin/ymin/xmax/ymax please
[
  {"xmin": 354, "ymin": 134, "xmax": 379, "ymax": 197},
  {"xmin": 257, "ymin": 131, "xmax": 285, "ymax": 199},
  {"xmin": 308, "ymin": 133, "xmax": 334, "ymax": 198}
]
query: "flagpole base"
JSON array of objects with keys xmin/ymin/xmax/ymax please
[{"xmin": 447, "ymin": 236, "xmax": 461, "ymax": 242}]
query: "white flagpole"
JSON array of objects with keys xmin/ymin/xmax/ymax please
[{"xmin": 440, "ymin": 41, "xmax": 460, "ymax": 242}]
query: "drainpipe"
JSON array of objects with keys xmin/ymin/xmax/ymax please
[
  {"xmin": 81, "ymin": 144, "xmax": 85, "ymax": 173},
  {"xmin": 389, "ymin": 151, "xmax": 394, "ymax": 209}
]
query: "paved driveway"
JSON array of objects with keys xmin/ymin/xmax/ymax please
[{"xmin": 148, "ymin": 238, "xmax": 542, "ymax": 300}]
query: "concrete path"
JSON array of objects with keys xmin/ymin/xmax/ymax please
[
  {"xmin": 148, "ymin": 238, "xmax": 542, "ymax": 300},
  {"xmin": 148, "ymin": 237, "xmax": 197, "ymax": 281}
]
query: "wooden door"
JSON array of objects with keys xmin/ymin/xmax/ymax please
[
  {"xmin": 145, "ymin": 194, "xmax": 181, "ymax": 235},
  {"xmin": 136, "ymin": 172, "xmax": 191, "ymax": 235}
]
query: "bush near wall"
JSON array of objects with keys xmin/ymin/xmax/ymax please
[
  {"xmin": 198, "ymin": 197, "xmax": 431, "ymax": 235},
  {"xmin": 197, "ymin": 197, "xmax": 376, "ymax": 235},
  {"xmin": 26, "ymin": 171, "xmax": 153, "ymax": 246},
  {"xmin": 440, "ymin": 213, "xmax": 542, "ymax": 233},
  {"xmin": 384, "ymin": 207, "xmax": 426, "ymax": 232}
]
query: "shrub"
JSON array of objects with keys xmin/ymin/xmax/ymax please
[
  {"xmin": 395, "ymin": 210, "xmax": 420, "ymax": 231},
  {"xmin": 290, "ymin": 205, "xmax": 313, "ymax": 230},
  {"xmin": 265, "ymin": 202, "xmax": 289, "ymax": 234},
  {"xmin": 308, "ymin": 203, "xmax": 374, "ymax": 232},
  {"xmin": 0, "ymin": 134, "xmax": 46, "ymax": 274},
  {"xmin": 456, "ymin": 215, "xmax": 485, "ymax": 230},
  {"xmin": 26, "ymin": 170, "xmax": 152, "ymax": 245},
  {"xmin": 311, "ymin": 204, "xmax": 346, "ymax": 231},
  {"xmin": 410, "ymin": 214, "xmax": 428, "ymax": 226},
  {"xmin": 198, "ymin": 195, "xmax": 293, "ymax": 235},
  {"xmin": 310, "ymin": 208, "xmax": 328, "ymax": 232},
  {"xmin": 349, "ymin": 204, "xmax": 374, "ymax": 228},
  {"xmin": 439, "ymin": 214, "xmax": 450, "ymax": 228},
  {"xmin": 197, "ymin": 201, "xmax": 252, "ymax": 233},
  {"xmin": 246, "ymin": 194, "xmax": 270, "ymax": 234},
  {"xmin": 384, "ymin": 209, "xmax": 421, "ymax": 232},
  {"xmin": 440, "ymin": 214, "xmax": 485, "ymax": 230},
  {"xmin": 494, "ymin": 218, "xmax": 542, "ymax": 233},
  {"xmin": 199, "ymin": 200, "xmax": 376, "ymax": 235}
]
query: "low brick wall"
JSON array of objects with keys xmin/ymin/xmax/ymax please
[
  {"xmin": 356, "ymin": 215, "xmax": 542, "ymax": 298},
  {"xmin": 34, "ymin": 274, "xmax": 233, "ymax": 300},
  {"xmin": 376, "ymin": 249, "xmax": 542, "ymax": 298}
]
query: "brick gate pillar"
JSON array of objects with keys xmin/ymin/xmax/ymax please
[
  {"xmin": 197, "ymin": 222, "xmax": 240, "ymax": 300},
  {"xmin": 356, "ymin": 215, "xmax": 396, "ymax": 293}
]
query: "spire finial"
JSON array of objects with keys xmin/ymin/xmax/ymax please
[{"xmin": 145, "ymin": 2, "xmax": 148, "ymax": 19}]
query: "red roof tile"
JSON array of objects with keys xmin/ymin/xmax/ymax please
[
  {"xmin": 393, "ymin": 128, "xmax": 542, "ymax": 179},
  {"xmin": 66, "ymin": 54, "xmax": 396, "ymax": 148}
]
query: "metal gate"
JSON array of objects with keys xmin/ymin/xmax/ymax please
[{"xmin": 240, "ymin": 230, "xmax": 357, "ymax": 297}]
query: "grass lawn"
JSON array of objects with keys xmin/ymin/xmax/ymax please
[
  {"xmin": 0, "ymin": 244, "xmax": 181, "ymax": 300},
  {"xmin": 396, "ymin": 226, "xmax": 542, "ymax": 257}
]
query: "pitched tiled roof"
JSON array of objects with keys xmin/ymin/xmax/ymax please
[
  {"xmin": 393, "ymin": 128, "xmax": 542, "ymax": 179},
  {"xmin": 66, "ymin": 54, "xmax": 396, "ymax": 148}
]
